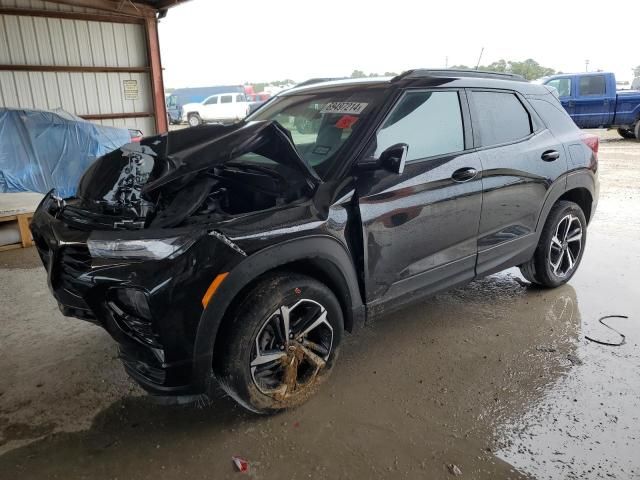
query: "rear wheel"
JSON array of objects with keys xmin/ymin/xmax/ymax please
[
  {"xmin": 215, "ymin": 272, "xmax": 343, "ymax": 414},
  {"xmin": 617, "ymin": 127, "xmax": 636, "ymax": 139},
  {"xmin": 519, "ymin": 201, "xmax": 587, "ymax": 288},
  {"xmin": 188, "ymin": 113, "xmax": 202, "ymax": 127}
]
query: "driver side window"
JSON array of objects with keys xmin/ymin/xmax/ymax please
[
  {"xmin": 375, "ymin": 91, "xmax": 464, "ymax": 162},
  {"xmin": 204, "ymin": 96, "xmax": 218, "ymax": 105}
]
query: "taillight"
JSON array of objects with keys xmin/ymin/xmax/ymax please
[{"xmin": 581, "ymin": 133, "xmax": 599, "ymax": 157}]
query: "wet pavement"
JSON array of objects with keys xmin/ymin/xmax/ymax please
[{"xmin": 0, "ymin": 131, "xmax": 638, "ymax": 479}]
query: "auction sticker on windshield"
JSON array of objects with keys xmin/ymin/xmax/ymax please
[{"xmin": 320, "ymin": 102, "xmax": 368, "ymax": 115}]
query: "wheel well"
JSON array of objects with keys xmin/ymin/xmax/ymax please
[
  {"xmin": 557, "ymin": 188, "xmax": 593, "ymax": 223},
  {"xmin": 210, "ymin": 259, "xmax": 358, "ymax": 372}
]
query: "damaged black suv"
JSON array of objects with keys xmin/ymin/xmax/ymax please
[{"xmin": 31, "ymin": 70, "xmax": 599, "ymax": 413}]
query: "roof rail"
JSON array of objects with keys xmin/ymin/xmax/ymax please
[
  {"xmin": 393, "ymin": 69, "xmax": 527, "ymax": 82},
  {"xmin": 295, "ymin": 77, "xmax": 347, "ymax": 88}
]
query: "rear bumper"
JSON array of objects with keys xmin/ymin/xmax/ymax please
[{"xmin": 30, "ymin": 193, "xmax": 243, "ymax": 396}]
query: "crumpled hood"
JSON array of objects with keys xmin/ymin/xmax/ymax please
[
  {"xmin": 76, "ymin": 120, "xmax": 321, "ymax": 209},
  {"xmin": 144, "ymin": 120, "xmax": 321, "ymax": 192}
]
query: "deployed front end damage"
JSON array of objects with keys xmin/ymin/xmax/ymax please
[
  {"xmin": 61, "ymin": 120, "xmax": 320, "ymax": 231},
  {"xmin": 30, "ymin": 121, "xmax": 322, "ymax": 394}
]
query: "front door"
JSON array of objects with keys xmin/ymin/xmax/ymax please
[
  {"xmin": 201, "ymin": 95, "xmax": 219, "ymax": 121},
  {"xmin": 356, "ymin": 89, "xmax": 483, "ymax": 308},
  {"xmin": 218, "ymin": 94, "xmax": 235, "ymax": 122},
  {"xmin": 545, "ymin": 76, "xmax": 575, "ymax": 118}
]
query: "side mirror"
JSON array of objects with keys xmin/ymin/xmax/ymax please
[{"xmin": 358, "ymin": 143, "xmax": 409, "ymax": 175}]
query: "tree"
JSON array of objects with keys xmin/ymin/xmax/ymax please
[
  {"xmin": 384, "ymin": 71, "xmax": 399, "ymax": 77},
  {"xmin": 507, "ymin": 59, "xmax": 555, "ymax": 80},
  {"xmin": 350, "ymin": 70, "xmax": 366, "ymax": 78},
  {"xmin": 449, "ymin": 59, "xmax": 555, "ymax": 80},
  {"xmin": 633, "ymin": 65, "xmax": 640, "ymax": 78},
  {"xmin": 485, "ymin": 59, "xmax": 508, "ymax": 73}
]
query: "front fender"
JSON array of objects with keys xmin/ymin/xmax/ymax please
[{"xmin": 190, "ymin": 235, "xmax": 365, "ymax": 394}]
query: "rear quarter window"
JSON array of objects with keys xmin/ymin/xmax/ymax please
[
  {"xmin": 471, "ymin": 91, "xmax": 532, "ymax": 146},
  {"xmin": 529, "ymin": 97, "xmax": 579, "ymax": 135}
]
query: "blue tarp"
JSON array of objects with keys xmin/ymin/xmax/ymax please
[{"xmin": 0, "ymin": 108, "xmax": 132, "ymax": 197}]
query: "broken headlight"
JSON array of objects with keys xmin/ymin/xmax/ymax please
[{"xmin": 88, "ymin": 235, "xmax": 197, "ymax": 260}]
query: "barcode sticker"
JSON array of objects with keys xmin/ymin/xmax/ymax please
[{"xmin": 320, "ymin": 102, "xmax": 368, "ymax": 115}]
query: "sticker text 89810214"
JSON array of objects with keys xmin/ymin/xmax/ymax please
[{"xmin": 320, "ymin": 102, "xmax": 368, "ymax": 115}]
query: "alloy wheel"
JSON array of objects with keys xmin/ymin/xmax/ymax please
[
  {"xmin": 250, "ymin": 299, "xmax": 333, "ymax": 401},
  {"xmin": 549, "ymin": 214, "xmax": 583, "ymax": 278}
]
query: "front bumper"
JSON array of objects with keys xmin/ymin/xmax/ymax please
[{"xmin": 30, "ymin": 193, "xmax": 244, "ymax": 395}]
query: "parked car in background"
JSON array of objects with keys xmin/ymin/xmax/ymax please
[
  {"xmin": 165, "ymin": 93, "xmax": 182, "ymax": 125},
  {"xmin": 165, "ymin": 85, "xmax": 247, "ymax": 124},
  {"xmin": 542, "ymin": 72, "xmax": 640, "ymax": 139},
  {"xmin": 31, "ymin": 70, "xmax": 598, "ymax": 413},
  {"xmin": 246, "ymin": 92, "xmax": 271, "ymax": 114},
  {"xmin": 182, "ymin": 92, "xmax": 251, "ymax": 126}
]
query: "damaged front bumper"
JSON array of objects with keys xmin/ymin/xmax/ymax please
[{"xmin": 30, "ymin": 192, "xmax": 245, "ymax": 395}]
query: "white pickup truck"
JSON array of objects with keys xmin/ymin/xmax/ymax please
[{"xmin": 181, "ymin": 92, "xmax": 250, "ymax": 127}]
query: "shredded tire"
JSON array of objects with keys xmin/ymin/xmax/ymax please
[{"xmin": 214, "ymin": 272, "xmax": 344, "ymax": 414}]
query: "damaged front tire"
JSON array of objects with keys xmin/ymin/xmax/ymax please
[{"xmin": 215, "ymin": 272, "xmax": 343, "ymax": 414}]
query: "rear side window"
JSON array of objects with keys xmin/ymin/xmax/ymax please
[
  {"xmin": 472, "ymin": 91, "xmax": 532, "ymax": 146},
  {"xmin": 220, "ymin": 95, "xmax": 233, "ymax": 104},
  {"xmin": 547, "ymin": 78, "xmax": 572, "ymax": 97},
  {"xmin": 529, "ymin": 97, "xmax": 579, "ymax": 134},
  {"xmin": 578, "ymin": 75, "xmax": 606, "ymax": 96},
  {"xmin": 375, "ymin": 91, "xmax": 464, "ymax": 162}
]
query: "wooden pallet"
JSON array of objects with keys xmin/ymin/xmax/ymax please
[{"xmin": 0, "ymin": 212, "xmax": 34, "ymax": 251}]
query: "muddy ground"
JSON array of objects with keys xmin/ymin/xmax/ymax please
[{"xmin": 0, "ymin": 130, "xmax": 638, "ymax": 479}]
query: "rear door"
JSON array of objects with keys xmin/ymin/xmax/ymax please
[
  {"xmin": 356, "ymin": 89, "xmax": 483, "ymax": 307},
  {"xmin": 468, "ymin": 89, "xmax": 567, "ymax": 276},
  {"xmin": 573, "ymin": 74, "xmax": 612, "ymax": 128}
]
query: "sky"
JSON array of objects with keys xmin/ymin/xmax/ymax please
[{"xmin": 158, "ymin": 0, "xmax": 639, "ymax": 89}]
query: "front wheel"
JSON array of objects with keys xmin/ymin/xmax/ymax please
[
  {"xmin": 519, "ymin": 201, "xmax": 587, "ymax": 288},
  {"xmin": 187, "ymin": 113, "xmax": 202, "ymax": 127},
  {"xmin": 215, "ymin": 272, "xmax": 344, "ymax": 414},
  {"xmin": 635, "ymin": 121, "xmax": 640, "ymax": 142}
]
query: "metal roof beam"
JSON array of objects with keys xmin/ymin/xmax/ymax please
[{"xmin": 45, "ymin": 0, "xmax": 156, "ymax": 18}]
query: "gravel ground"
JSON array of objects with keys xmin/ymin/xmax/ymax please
[{"xmin": 0, "ymin": 129, "xmax": 638, "ymax": 479}]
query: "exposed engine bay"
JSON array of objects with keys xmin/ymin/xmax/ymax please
[{"xmin": 58, "ymin": 121, "xmax": 320, "ymax": 231}]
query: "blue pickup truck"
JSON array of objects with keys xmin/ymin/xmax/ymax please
[{"xmin": 542, "ymin": 72, "xmax": 640, "ymax": 140}]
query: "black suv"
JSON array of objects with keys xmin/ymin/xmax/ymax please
[{"xmin": 31, "ymin": 70, "xmax": 599, "ymax": 413}]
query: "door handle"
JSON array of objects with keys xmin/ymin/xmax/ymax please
[
  {"xmin": 451, "ymin": 167, "xmax": 478, "ymax": 182},
  {"xmin": 541, "ymin": 150, "xmax": 560, "ymax": 162}
]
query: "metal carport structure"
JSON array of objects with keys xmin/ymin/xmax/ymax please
[{"xmin": 0, "ymin": 0, "xmax": 188, "ymax": 135}]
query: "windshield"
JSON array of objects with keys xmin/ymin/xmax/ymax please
[{"xmin": 246, "ymin": 87, "xmax": 386, "ymax": 178}]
